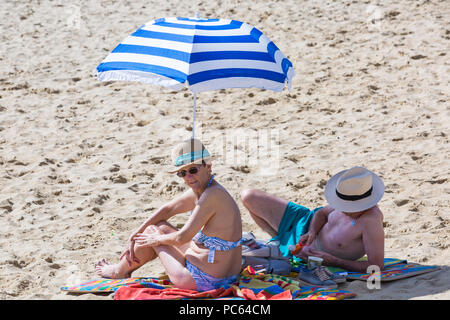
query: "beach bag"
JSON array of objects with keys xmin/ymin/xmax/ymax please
[{"xmin": 241, "ymin": 232, "xmax": 292, "ymax": 275}]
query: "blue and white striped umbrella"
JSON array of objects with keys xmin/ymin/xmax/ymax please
[{"xmin": 96, "ymin": 16, "xmax": 294, "ymax": 136}]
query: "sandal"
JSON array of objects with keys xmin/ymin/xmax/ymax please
[
  {"xmin": 242, "ymin": 256, "xmax": 292, "ymax": 275},
  {"xmin": 242, "ymin": 232, "xmax": 288, "ymax": 260}
]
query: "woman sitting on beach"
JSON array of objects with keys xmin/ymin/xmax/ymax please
[{"xmin": 95, "ymin": 138, "xmax": 243, "ymax": 291}]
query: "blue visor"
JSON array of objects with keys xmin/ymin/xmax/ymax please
[{"xmin": 175, "ymin": 150, "xmax": 211, "ymax": 167}]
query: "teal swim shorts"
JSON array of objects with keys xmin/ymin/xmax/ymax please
[{"xmin": 270, "ymin": 202, "xmax": 322, "ymax": 262}]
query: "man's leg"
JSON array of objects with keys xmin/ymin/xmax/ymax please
[{"xmin": 240, "ymin": 189, "xmax": 289, "ymax": 237}]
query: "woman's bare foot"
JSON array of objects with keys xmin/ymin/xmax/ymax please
[{"xmin": 95, "ymin": 258, "xmax": 131, "ymax": 279}]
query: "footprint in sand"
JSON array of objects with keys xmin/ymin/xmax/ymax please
[{"xmin": 394, "ymin": 199, "xmax": 409, "ymax": 207}]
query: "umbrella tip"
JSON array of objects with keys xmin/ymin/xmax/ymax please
[{"xmin": 195, "ymin": 12, "xmax": 200, "ymax": 19}]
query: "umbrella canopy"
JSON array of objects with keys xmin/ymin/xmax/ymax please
[{"xmin": 96, "ymin": 16, "xmax": 294, "ymax": 136}]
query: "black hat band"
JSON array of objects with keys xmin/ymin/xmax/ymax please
[{"xmin": 336, "ymin": 187, "xmax": 373, "ymax": 201}]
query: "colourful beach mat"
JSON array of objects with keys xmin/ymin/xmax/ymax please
[
  {"xmin": 60, "ymin": 267, "xmax": 356, "ymax": 300},
  {"xmin": 345, "ymin": 261, "xmax": 440, "ymax": 282},
  {"xmin": 60, "ymin": 277, "xmax": 170, "ymax": 293},
  {"xmin": 61, "ymin": 258, "xmax": 438, "ymax": 298},
  {"xmin": 292, "ymin": 258, "xmax": 439, "ymax": 282}
]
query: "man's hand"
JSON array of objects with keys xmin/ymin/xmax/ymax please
[
  {"xmin": 299, "ymin": 230, "xmax": 316, "ymax": 246},
  {"xmin": 296, "ymin": 246, "xmax": 337, "ymax": 266}
]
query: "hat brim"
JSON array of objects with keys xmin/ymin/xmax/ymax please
[
  {"xmin": 167, "ymin": 157, "xmax": 211, "ymax": 174},
  {"xmin": 324, "ymin": 169, "xmax": 385, "ymax": 213}
]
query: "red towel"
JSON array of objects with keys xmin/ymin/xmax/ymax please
[
  {"xmin": 236, "ymin": 287, "xmax": 292, "ymax": 300},
  {"xmin": 114, "ymin": 284, "xmax": 234, "ymax": 300},
  {"xmin": 114, "ymin": 283, "xmax": 292, "ymax": 300}
]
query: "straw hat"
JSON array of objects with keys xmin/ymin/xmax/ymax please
[
  {"xmin": 324, "ymin": 167, "xmax": 384, "ymax": 213},
  {"xmin": 167, "ymin": 138, "xmax": 212, "ymax": 173}
]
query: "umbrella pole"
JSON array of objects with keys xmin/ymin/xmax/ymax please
[{"xmin": 192, "ymin": 92, "xmax": 196, "ymax": 139}]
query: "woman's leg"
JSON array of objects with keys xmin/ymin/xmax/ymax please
[
  {"xmin": 240, "ymin": 189, "xmax": 289, "ymax": 237},
  {"xmin": 149, "ymin": 224, "xmax": 196, "ymax": 290},
  {"xmin": 152, "ymin": 244, "xmax": 196, "ymax": 290},
  {"xmin": 96, "ymin": 220, "xmax": 188, "ymax": 279}
]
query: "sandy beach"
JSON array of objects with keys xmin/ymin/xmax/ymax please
[{"xmin": 0, "ymin": 0, "xmax": 449, "ymax": 300}]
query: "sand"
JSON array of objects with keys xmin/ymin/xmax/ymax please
[{"xmin": 0, "ymin": 0, "xmax": 448, "ymax": 300}]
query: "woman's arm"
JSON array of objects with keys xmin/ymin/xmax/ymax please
[
  {"xmin": 134, "ymin": 188, "xmax": 218, "ymax": 247},
  {"xmin": 121, "ymin": 189, "xmax": 198, "ymax": 265},
  {"xmin": 136, "ymin": 189, "xmax": 197, "ymax": 233}
]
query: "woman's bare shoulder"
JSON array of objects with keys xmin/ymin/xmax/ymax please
[{"xmin": 200, "ymin": 183, "xmax": 231, "ymax": 200}]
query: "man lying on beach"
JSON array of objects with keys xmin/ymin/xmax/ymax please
[
  {"xmin": 96, "ymin": 138, "xmax": 243, "ymax": 291},
  {"xmin": 241, "ymin": 166, "xmax": 385, "ymax": 274}
]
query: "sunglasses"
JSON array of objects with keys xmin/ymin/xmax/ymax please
[{"xmin": 176, "ymin": 164, "xmax": 204, "ymax": 178}]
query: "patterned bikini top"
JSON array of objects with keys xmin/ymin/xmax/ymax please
[{"xmin": 193, "ymin": 230, "xmax": 243, "ymax": 263}]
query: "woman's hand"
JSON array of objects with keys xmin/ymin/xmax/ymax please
[
  {"xmin": 133, "ymin": 225, "xmax": 164, "ymax": 247},
  {"xmin": 120, "ymin": 245, "xmax": 139, "ymax": 267},
  {"xmin": 119, "ymin": 228, "xmax": 144, "ymax": 267},
  {"xmin": 133, "ymin": 233, "xmax": 161, "ymax": 247}
]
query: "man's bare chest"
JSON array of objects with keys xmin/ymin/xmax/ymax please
[{"xmin": 323, "ymin": 211, "xmax": 363, "ymax": 244}]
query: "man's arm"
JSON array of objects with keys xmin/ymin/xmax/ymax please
[
  {"xmin": 327, "ymin": 256, "xmax": 373, "ymax": 273},
  {"xmin": 303, "ymin": 205, "xmax": 334, "ymax": 244},
  {"xmin": 361, "ymin": 212, "xmax": 385, "ymax": 271},
  {"xmin": 320, "ymin": 212, "xmax": 385, "ymax": 273}
]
